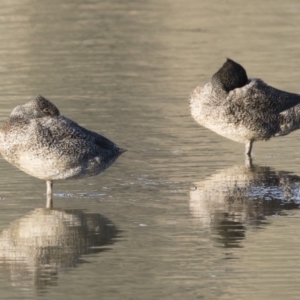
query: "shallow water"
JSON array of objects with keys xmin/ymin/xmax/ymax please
[{"xmin": 0, "ymin": 0, "xmax": 300, "ymax": 299}]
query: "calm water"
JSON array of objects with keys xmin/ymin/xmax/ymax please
[{"xmin": 0, "ymin": 0, "xmax": 300, "ymax": 299}]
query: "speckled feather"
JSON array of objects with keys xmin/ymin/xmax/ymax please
[
  {"xmin": 189, "ymin": 59, "xmax": 300, "ymax": 152},
  {"xmin": 277, "ymin": 105, "xmax": 300, "ymax": 136},
  {"xmin": 0, "ymin": 95, "xmax": 125, "ymax": 181}
]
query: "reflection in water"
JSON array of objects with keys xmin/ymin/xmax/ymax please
[
  {"xmin": 0, "ymin": 209, "xmax": 117, "ymax": 291},
  {"xmin": 190, "ymin": 162, "xmax": 300, "ymax": 248}
]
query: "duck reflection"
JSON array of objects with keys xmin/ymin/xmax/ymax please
[
  {"xmin": 0, "ymin": 208, "xmax": 117, "ymax": 290},
  {"xmin": 190, "ymin": 160, "xmax": 300, "ymax": 248}
]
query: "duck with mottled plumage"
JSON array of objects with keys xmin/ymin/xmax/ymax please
[
  {"xmin": 0, "ymin": 95, "xmax": 126, "ymax": 208},
  {"xmin": 189, "ymin": 59, "xmax": 300, "ymax": 156}
]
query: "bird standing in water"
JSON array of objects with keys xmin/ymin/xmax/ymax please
[
  {"xmin": 190, "ymin": 59, "xmax": 300, "ymax": 156},
  {"xmin": 0, "ymin": 95, "xmax": 126, "ymax": 208}
]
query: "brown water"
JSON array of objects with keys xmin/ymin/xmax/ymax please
[{"xmin": 0, "ymin": 0, "xmax": 300, "ymax": 299}]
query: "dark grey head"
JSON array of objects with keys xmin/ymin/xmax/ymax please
[
  {"xmin": 11, "ymin": 95, "xmax": 60, "ymax": 119},
  {"xmin": 212, "ymin": 58, "xmax": 248, "ymax": 93}
]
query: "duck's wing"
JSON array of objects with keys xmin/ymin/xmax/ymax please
[
  {"xmin": 36, "ymin": 116, "xmax": 119, "ymax": 157},
  {"xmin": 229, "ymin": 79, "xmax": 300, "ymax": 114}
]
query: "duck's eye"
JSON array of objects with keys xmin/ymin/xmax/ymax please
[{"xmin": 43, "ymin": 108, "xmax": 50, "ymax": 113}]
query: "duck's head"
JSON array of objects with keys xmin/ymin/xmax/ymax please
[
  {"xmin": 11, "ymin": 95, "xmax": 60, "ymax": 119},
  {"xmin": 212, "ymin": 58, "xmax": 249, "ymax": 93}
]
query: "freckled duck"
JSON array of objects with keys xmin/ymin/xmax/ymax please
[
  {"xmin": 189, "ymin": 58, "xmax": 300, "ymax": 156},
  {"xmin": 0, "ymin": 95, "xmax": 126, "ymax": 208}
]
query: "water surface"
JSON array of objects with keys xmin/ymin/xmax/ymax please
[{"xmin": 0, "ymin": 0, "xmax": 300, "ymax": 299}]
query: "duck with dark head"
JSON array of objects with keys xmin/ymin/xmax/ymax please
[{"xmin": 190, "ymin": 58, "xmax": 300, "ymax": 156}]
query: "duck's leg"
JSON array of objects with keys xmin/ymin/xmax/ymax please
[
  {"xmin": 245, "ymin": 140, "xmax": 253, "ymax": 157},
  {"xmin": 245, "ymin": 155, "xmax": 253, "ymax": 169},
  {"xmin": 46, "ymin": 180, "xmax": 53, "ymax": 209}
]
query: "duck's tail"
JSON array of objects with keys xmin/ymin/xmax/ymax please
[{"xmin": 276, "ymin": 105, "xmax": 300, "ymax": 136}]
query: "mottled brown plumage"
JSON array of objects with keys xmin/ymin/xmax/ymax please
[
  {"xmin": 0, "ymin": 95, "xmax": 126, "ymax": 208},
  {"xmin": 190, "ymin": 59, "xmax": 300, "ymax": 156}
]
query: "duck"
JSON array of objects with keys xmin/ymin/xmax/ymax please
[
  {"xmin": 0, "ymin": 95, "xmax": 126, "ymax": 208},
  {"xmin": 189, "ymin": 58, "xmax": 300, "ymax": 156}
]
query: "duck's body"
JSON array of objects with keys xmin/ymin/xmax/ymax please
[
  {"xmin": 0, "ymin": 95, "xmax": 125, "ymax": 208},
  {"xmin": 190, "ymin": 59, "xmax": 300, "ymax": 155},
  {"xmin": 0, "ymin": 109, "xmax": 124, "ymax": 181}
]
